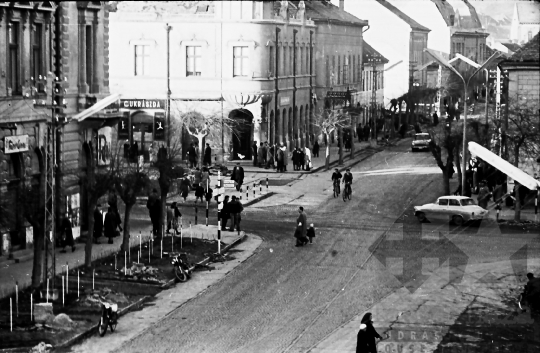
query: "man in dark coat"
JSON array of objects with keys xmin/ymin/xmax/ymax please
[
  {"xmin": 203, "ymin": 143, "xmax": 212, "ymax": 166},
  {"xmin": 257, "ymin": 142, "xmax": 265, "ymax": 167},
  {"xmin": 104, "ymin": 206, "xmax": 117, "ymax": 244},
  {"xmin": 231, "ymin": 163, "xmax": 245, "ymax": 191},
  {"xmin": 295, "ymin": 206, "xmax": 308, "ymax": 246},
  {"xmin": 357, "ymin": 124, "xmax": 364, "ymax": 142},
  {"xmin": 360, "ymin": 312, "xmax": 383, "ymax": 353},
  {"xmin": 187, "ymin": 142, "xmax": 197, "ymax": 168},
  {"xmin": 147, "ymin": 189, "xmax": 160, "ymax": 236},
  {"xmin": 228, "ymin": 196, "xmax": 244, "ymax": 232},
  {"xmin": 60, "ymin": 213, "xmax": 76, "ymax": 253},
  {"xmin": 363, "ymin": 124, "xmax": 370, "ymax": 141},
  {"xmin": 93, "ymin": 204, "xmax": 103, "ymax": 244},
  {"xmin": 356, "ymin": 323, "xmax": 369, "ymax": 353},
  {"xmin": 220, "ymin": 195, "xmax": 230, "ymax": 230},
  {"xmin": 252, "ymin": 141, "xmax": 258, "ymax": 166},
  {"xmin": 312, "ymin": 140, "xmax": 320, "ymax": 158},
  {"xmin": 292, "ymin": 148, "xmax": 300, "ymax": 171}
]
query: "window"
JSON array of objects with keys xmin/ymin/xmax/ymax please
[
  {"xmin": 326, "ymin": 56, "xmax": 330, "ymax": 86},
  {"xmin": 338, "ymin": 56, "xmax": 341, "ymax": 84},
  {"xmin": 85, "ymin": 25, "xmax": 95, "ymax": 93},
  {"xmin": 528, "ymin": 31, "xmax": 533, "ymax": 41},
  {"xmin": 289, "ymin": 45, "xmax": 293, "ymax": 75},
  {"xmin": 283, "ymin": 46, "xmax": 287, "ymax": 75},
  {"xmin": 233, "ymin": 46, "xmax": 249, "ymax": 77},
  {"xmin": 299, "ymin": 47, "xmax": 303, "ymax": 74},
  {"xmin": 32, "ymin": 24, "xmax": 43, "ymax": 85},
  {"xmin": 461, "ymin": 199, "xmax": 475, "ymax": 206},
  {"xmin": 8, "ymin": 22, "xmax": 20, "ymax": 94},
  {"xmin": 186, "ymin": 46, "xmax": 202, "ymax": 76},
  {"xmin": 269, "ymin": 46, "xmax": 274, "ymax": 76},
  {"xmin": 438, "ymin": 199, "xmax": 449, "ymax": 206},
  {"xmin": 352, "ymin": 56, "xmax": 356, "ymax": 83},
  {"xmin": 135, "ymin": 45, "xmax": 150, "ymax": 76},
  {"xmin": 449, "ymin": 199, "xmax": 460, "ymax": 206},
  {"xmin": 306, "ymin": 45, "xmax": 310, "ymax": 74}
]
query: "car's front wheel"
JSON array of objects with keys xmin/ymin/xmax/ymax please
[
  {"xmin": 452, "ymin": 215, "xmax": 464, "ymax": 226},
  {"xmin": 416, "ymin": 212, "xmax": 426, "ymax": 222}
]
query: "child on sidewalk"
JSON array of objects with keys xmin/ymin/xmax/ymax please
[{"xmin": 307, "ymin": 223, "xmax": 316, "ymax": 244}]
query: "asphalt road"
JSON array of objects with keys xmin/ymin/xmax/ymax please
[{"xmin": 111, "ymin": 143, "xmax": 446, "ymax": 353}]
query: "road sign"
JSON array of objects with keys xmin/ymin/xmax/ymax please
[{"xmin": 223, "ymin": 180, "xmax": 235, "ymax": 188}]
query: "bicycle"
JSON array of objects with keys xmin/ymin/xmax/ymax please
[
  {"xmin": 333, "ymin": 179, "xmax": 341, "ymax": 198},
  {"xmin": 343, "ymin": 182, "xmax": 351, "ymax": 201}
]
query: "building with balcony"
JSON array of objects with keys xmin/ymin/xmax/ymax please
[
  {"xmin": 0, "ymin": 1, "xmax": 114, "ymax": 259},
  {"xmin": 109, "ymin": 0, "xmax": 368, "ymax": 161}
]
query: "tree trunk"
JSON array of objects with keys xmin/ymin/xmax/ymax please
[
  {"xmin": 442, "ymin": 170, "xmax": 451, "ymax": 195},
  {"xmin": 325, "ymin": 132, "xmax": 330, "ymax": 170},
  {"xmin": 122, "ymin": 202, "xmax": 134, "ymax": 251},
  {"xmin": 31, "ymin": 223, "xmax": 44, "ymax": 289},
  {"xmin": 85, "ymin": 198, "xmax": 96, "ymax": 268},
  {"xmin": 198, "ymin": 135, "xmax": 205, "ymax": 168},
  {"xmin": 338, "ymin": 127, "xmax": 343, "ymax": 165},
  {"xmin": 514, "ymin": 184, "xmax": 521, "ymax": 222},
  {"xmin": 454, "ymin": 148, "xmax": 462, "ymax": 184}
]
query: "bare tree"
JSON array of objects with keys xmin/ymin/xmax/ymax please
[{"xmin": 312, "ymin": 108, "xmax": 351, "ymax": 170}]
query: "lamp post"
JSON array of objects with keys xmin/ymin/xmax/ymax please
[
  {"xmin": 165, "ymin": 24, "xmax": 172, "ymax": 154},
  {"xmin": 424, "ymin": 49, "xmax": 504, "ymax": 196}
]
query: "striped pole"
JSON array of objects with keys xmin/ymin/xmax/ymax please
[
  {"xmin": 195, "ymin": 206, "xmax": 198, "ymax": 225},
  {"xmin": 253, "ymin": 183, "xmax": 256, "ymax": 198},
  {"xmin": 246, "ymin": 186, "xmax": 249, "ymax": 200},
  {"xmin": 240, "ymin": 187, "xmax": 242, "ymax": 201},
  {"xmin": 15, "ymin": 282, "xmax": 18, "ymax": 317},
  {"xmin": 66, "ymin": 263, "xmax": 69, "ymax": 294},
  {"xmin": 206, "ymin": 201, "xmax": 209, "ymax": 226},
  {"xmin": 266, "ymin": 177, "xmax": 269, "ymax": 191},
  {"xmin": 259, "ymin": 181, "xmax": 262, "ymax": 195}
]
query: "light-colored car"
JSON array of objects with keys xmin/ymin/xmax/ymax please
[
  {"xmin": 413, "ymin": 196, "xmax": 489, "ymax": 225},
  {"xmin": 411, "ymin": 133, "xmax": 431, "ymax": 152}
]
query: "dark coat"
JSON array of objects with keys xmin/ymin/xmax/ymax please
[
  {"xmin": 360, "ymin": 320, "xmax": 382, "ymax": 353},
  {"xmin": 222, "ymin": 200, "xmax": 230, "ymax": 218},
  {"xmin": 93, "ymin": 209, "xmax": 103, "ymax": 237},
  {"xmin": 252, "ymin": 143, "xmax": 258, "ymax": 158},
  {"xmin": 228, "ymin": 200, "xmax": 244, "ymax": 214},
  {"xmin": 62, "ymin": 217, "xmax": 74, "ymax": 247},
  {"xmin": 187, "ymin": 145, "xmax": 197, "ymax": 162},
  {"xmin": 204, "ymin": 146, "xmax": 212, "ymax": 164},
  {"xmin": 312, "ymin": 141, "xmax": 320, "ymax": 155},
  {"xmin": 296, "ymin": 212, "xmax": 307, "ymax": 237},
  {"xmin": 104, "ymin": 211, "xmax": 117, "ymax": 239},
  {"xmin": 195, "ymin": 185, "xmax": 205, "ymax": 197},
  {"xmin": 231, "ymin": 166, "xmax": 245, "ymax": 182},
  {"xmin": 307, "ymin": 227, "xmax": 315, "ymax": 239},
  {"xmin": 356, "ymin": 329, "xmax": 369, "ymax": 353}
]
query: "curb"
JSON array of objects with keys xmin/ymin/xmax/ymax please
[
  {"xmin": 308, "ymin": 145, "xmax": 382, "ymax": 174},
  {"xmin": 161, "ymin": 232, "xmax": 248, "ymax": 289},
  {"xmin": 243, "ymin": 192, "xmax": 276, "ymax": 207},
  {"xmin": 53, "ymin": 295, "xmax": 151, "ymax": 349}
]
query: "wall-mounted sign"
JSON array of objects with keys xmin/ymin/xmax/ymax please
[
  {"xmin": 280, "ymin": 97, "xmax": 290, "ymax": 106},
  {"xmin": 154, "ymin": 112, "xmax": 166, "ymax": 141},
  {"xmin": 4, "ymin": 135, "xmax": 29, "ymax": 154},
  {"xmin": 121, "ymin": 99, "xmax": 166, "ymax": 109},
  {"xmin": 118, "ymin": 112, "xmax": 130, "ymax": 140},
  {"xmin": 97, "ymin": 126, "xmax": 112, "ymax": 166}
]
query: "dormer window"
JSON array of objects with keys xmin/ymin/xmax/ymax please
[{"xmin": 449, "ymin": 15, "xmax": 455, "ymax": 26}]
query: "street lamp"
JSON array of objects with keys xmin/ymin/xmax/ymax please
[{"xmin": 424, "ymin": 49, "xmax": 504, "ymax": 196}]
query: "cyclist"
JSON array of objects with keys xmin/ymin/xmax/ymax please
[
  {"xmin": 331, "ymin": 168, "xmax": 342, "ymax": 195},
  {"xmin": 342, "ymin": 168, "xmax": 353, "ymax": 199}
]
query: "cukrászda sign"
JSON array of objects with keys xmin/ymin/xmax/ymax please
[
  {"xmin": 121, "ymin": 99, "xmax": 166, "ymax": 109},
  {"xmin": 4, "ymin": 135, "xmax": 29, "ymax": 154}
]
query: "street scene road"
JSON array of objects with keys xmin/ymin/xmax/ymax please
[{"xmin": 65, "ymin": 142, "xmax": 539, "ymax": 353}]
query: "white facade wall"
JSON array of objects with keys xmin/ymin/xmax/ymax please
[{"xmin": 346, "ymin": 0, "xmax": 412, "ymax": 106}]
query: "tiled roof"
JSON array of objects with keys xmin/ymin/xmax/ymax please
[
  {"xmin": 363, "ymin": 41, "xmax": 389, "ymax": 64},
  {"xmin": 376, "ymin": 0, "xmax": 430, "ymax": 31},
  {"xmin": 504, "ymin": 32, "xmax": 540, "ymax": 63},
  {"xmin": 294, "ymin": 0, "xmax": 368, "ymax": 26},
  {"xmin": 516, "ymin": 2, "xmax": 540, "ymax": 24}
]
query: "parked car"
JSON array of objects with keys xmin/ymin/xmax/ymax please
[
  {"xmin": 411, "ymin": 133, "xmax": 431, "ymax": 152},
  {"xmin": 413, "ymin": 196, "xmax": 489, "ymax": 226}
]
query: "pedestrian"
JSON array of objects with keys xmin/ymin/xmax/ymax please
[
  {"xmin": 304, "ymin": 146, "xmax": 312, "ymax": 171},
  {"xmin": 205, "ymin": 185, "xmax": 213, "ymax": 204},
  {"xmin": 108, "ymin": 187, "xmax": 118, "ymax": 213},
  {"xmin": 276, "ymin": 144, "xmax": 284, "ymax": 172},
  {"xmin": 356, "ymin": 323, "xmax": 369, "ymax": 353},
  {"xmin": 282, "ymin": 144, "xmax": 289, "ymax": 172},
  {"xmin": 201, "ymin": 167, "xmax": 211, "ymax": 192},
  {"xmin": 221, "ymin": 195, "xmax": 230, "ymax": 230},
  {"xmin": 357, "ymin": 123, "xmax": 364, "ymax": 142},
  {"xmin": 187, "ymin": 142, "xmax": 198, "ymax": 168},
  {"xmin": 299, "ymin": 148, "xmax": 305, "ymax": 171},
  {"xmin": 231, "ymin": 163, "xmax": 245, "ymax": 191},
  {"xmin": 180, "ymin": 175, "xmax": 191, "ymax": 202},
  {"xmin": 166, "ymin": 203, "xmax": 174, "ymax": 234},
  {"xmin": 252, "ymin": 141, "xmax": 258, "ymax": 166},
  {"xmin": 258, "ymin": 142, "xmax": 265, "ymax": 168},
  {"xmin": 228, "ymin": 195, "xmax": 244, "ymax": 232},
  {"xmin": 345, "ymin": 136, "xmax": 352, "ymax": 152},
  {"xmin": 295, "ymin": 207, "xmax": 308, "ymax": 247},
  {"xmin": 93, "ymin": 204, "xmax": 103, "ymax": 244},
  {"xmin": 292, "ymin": 147, "xmax": 300, "ymax": 171},
  {"xmin": 360, "ymin": 312, "xmax": 383, "ymax": 353},
  {"xmin": 104, "ymin": 207, "xmax": 118, "ymax": 245},
  {"xmin": 195, "ymin": 182, "xmax": 204, "ymax": 203},
  {"xmin": 60, "ymin": 213, "xmax": 76, "ymax": 253},
  {"xmin": 363, "ymin": 124, "xmax": 370, "ymax": 141},
  {"xmin": 477, "ymin": 180, "xmax": 491, "ymax": 210},
  {"xmin": 193, "ymin": 167, "xmax": 202, "ymax": 187},
  {"xmin": 171, "ymin": 202, "xmax": 181, "ymax": 233},
  {"xmin": 267, "ymin": 143, "xmax": 275, "ymax": 169},
  {"xmin": 262, "ymin": 142, "xmax": 268, "ymax": 166},
  {"xmin": 307, "ymin": 223, "xmax": 315, "ymax": 244},
  {"xmin": 147, "ymin": 188, "xmax": 159, "ymax": 236},
  {"xmin": 203, "ymin": 143, "xmax": 212, "ymax": 166},
  {"xmin": 312, "ymin": 140, "xmax": 320, "ymax": 158},
  {"xmin": 492, "ymin": 179, "xmax": 505, "ymax": 210}
]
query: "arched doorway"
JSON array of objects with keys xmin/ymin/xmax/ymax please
[
  {"xmin": 282, "ymin": 108, "xmax": 287, "ymax": 145},
  {"xmin": 229, "ymin": 109, "xmax": 253, "ymax": 160},
  {"xmin": 131, "ymin": 111, "xmax": 154, "ymax": 162}
]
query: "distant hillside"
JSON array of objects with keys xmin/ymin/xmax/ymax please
[{"xmin": 478, "ymin": 13, "xmax": 511, "ymax": 41}]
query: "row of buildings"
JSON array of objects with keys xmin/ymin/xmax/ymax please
[{"xmin": 1, "ymin": 1, "xmax": 538, "ymax": 261}]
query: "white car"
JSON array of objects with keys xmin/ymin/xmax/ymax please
[
  {"xmin": 411, "ymin": 133, "xmax": 431, "ymax": 152},
  {"xmin": 413, "ymin": 196, "xmax": 489, "ymax": 225}
]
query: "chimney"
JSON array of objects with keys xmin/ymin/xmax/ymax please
[{"xmin": 339, "ymin": 0, "xmax": 344, "ymax": 11}]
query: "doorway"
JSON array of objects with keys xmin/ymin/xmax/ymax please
[{"xmin": 229, "ymin": 109, "xmax": 253, "ymax": 160}]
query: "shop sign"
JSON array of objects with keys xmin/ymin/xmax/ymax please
[
  {"xmin": 280, "ymin": 97, "xmax": 290, "ymax": 106},
  {"xmin": 121, "ymin": 99, "xmax": 165, "ymax": 109},
  {"xmin": 4, "ymin": 135, "xmax": 29, "ymax": 154},
  {"xmin": 154, "ymin": 112, "xmax": 166, "ymax": 141}
]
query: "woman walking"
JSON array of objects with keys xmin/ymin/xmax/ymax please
[{"xmin": 359, "ymin": 312, "xmax": 383, "ymax": 353}]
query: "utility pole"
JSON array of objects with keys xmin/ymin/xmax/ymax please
[
  {"xmin": 165, "ymin": 23, "xmax": 172, "ymax": 153},
  {"xmin": 274, "ymin": 27, "xmax": 281, "ymax": 146}
]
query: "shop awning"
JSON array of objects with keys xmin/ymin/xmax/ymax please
[
  {"xmin": 468, "ymin": 141, "xmax": 540, "ymax": 190},
  {"xmin": 71, "ymin": 94, "xmax": 121, "ymax": 122}
]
